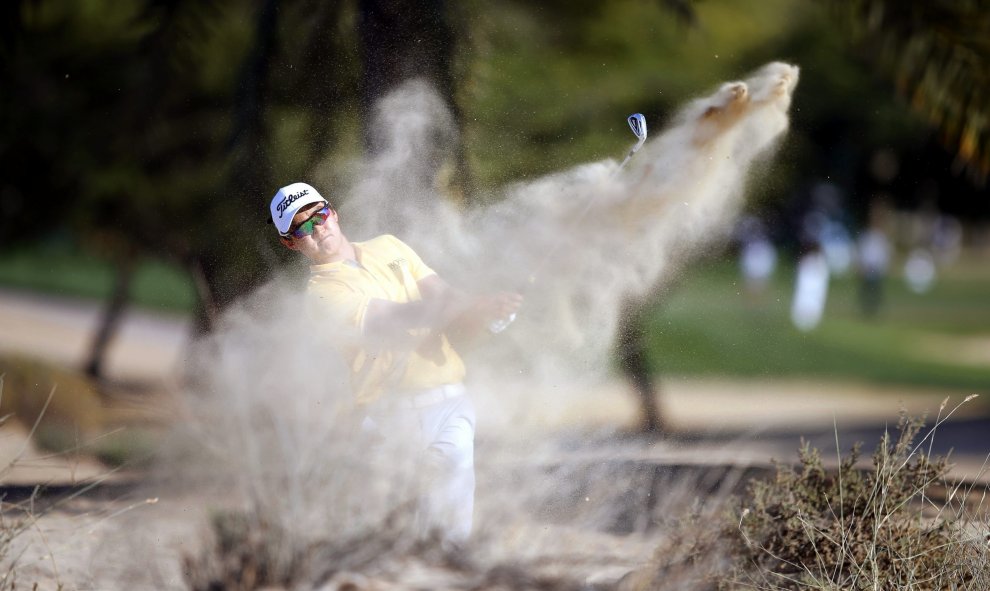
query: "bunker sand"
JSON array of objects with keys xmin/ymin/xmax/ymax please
[{"xmin": 1, "ymin": 290, "xmax": 988, "ymax": 590}]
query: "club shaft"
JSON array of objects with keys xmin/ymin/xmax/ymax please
[{"xmin": 489, "ymin": 118, "xmax": 647, "ymax": 333}]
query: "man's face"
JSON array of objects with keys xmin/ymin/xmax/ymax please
[{"xmin": 280, "ymin": 201, "xmax": 346, "ymax": 263}]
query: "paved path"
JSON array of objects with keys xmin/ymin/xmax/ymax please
[
  {"xmin": 0, "ymin": 287, "xmax": 191, "ymax": 385},
  {"xmin": 483, "ymin": 377, "xmax": 990, "ymax": 482}
]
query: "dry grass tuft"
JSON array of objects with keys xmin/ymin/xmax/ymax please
[
  {"xmin": 183, "ymin": 509, "xmax": 304, "ymax": 591},
  {"xmin": 183, "ymin": 503, "xmax": 604, "ymax": 590},
  {"xmin": 626, "ymin": 406, "xmax": 990, "ymax": 590}
]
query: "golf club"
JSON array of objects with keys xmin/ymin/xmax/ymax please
[
  {"xmin": 489, "ymin": 113, "xmax": 649, "ymax": 333},
  {"xmin": 617, "ymin": 113, "xmax": 648, "ymax": 172}
]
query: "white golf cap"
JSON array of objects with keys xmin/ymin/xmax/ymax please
[{"xmin": 269, "ymin": 182, "xmax": 327, "ymax": 235}]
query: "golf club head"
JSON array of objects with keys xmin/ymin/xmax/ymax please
[{"xmin": 627, "ymin": 113, "xmax": 647, "ymax": 144}]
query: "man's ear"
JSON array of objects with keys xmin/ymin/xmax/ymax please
[{"xmin": 279, "ymin": 236, "xmax": 298, "ymax": 250}]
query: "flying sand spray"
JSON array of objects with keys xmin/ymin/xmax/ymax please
[
  {"xmin": 489, "ymin": 112, "xmax": 649, "ymax": 333},
  {"xmin": 150, "ymin": 63, "xmax": 801, "ymax": 588}
]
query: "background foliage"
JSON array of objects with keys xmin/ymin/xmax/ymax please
[{"xmin": 1, "ymin": 0, "xmax": 987, "ymax": 385}]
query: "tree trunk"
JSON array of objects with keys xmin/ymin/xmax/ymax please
[
  {"xmin": 357, "ymin": 0, "xmax": 471, "ymax": 196},
  {"xmin": 189, "ymin": 256, "xmax": 219, "ymax": 335},
  {"xmin": 85, "ymin": 253, "xmax": 136, "ymax": 380},
  {"xmin": 615, "ymin": 298, "xmax": 663, "ymax": 434},
  {"xmin": 357, "ymin": 0, "xmax": 456, "ymax": 145},
  {"xmin": 194, "ymin": 0, "xmax": 279, "ymax": 320}
]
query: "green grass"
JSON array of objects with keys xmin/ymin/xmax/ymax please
[
  {"xmin": 0, "ymin": 247, "xmax": 195, "ymax": 313},
  {"xmin": 643, "ymin": 255, "xmax": 990, "ymax": 390}
]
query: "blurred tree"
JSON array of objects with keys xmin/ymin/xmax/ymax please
[
  {"xmin": 822, "ymin": 0, "xmax": 990, "ymax": 185},
  {"xmin": 1, "ymin": 0, "xmax": 209, "ymax": 376},
  {"xmin": 1, "ymin": 0, "xmax": 283, "ymax": 374}
]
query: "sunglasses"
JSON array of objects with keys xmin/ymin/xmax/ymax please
[{"xmin": 282, "ymin": 204, "xmax": 331, "ymax": 239}]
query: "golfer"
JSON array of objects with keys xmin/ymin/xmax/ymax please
[{"xmin": 269, "ymin": 182, "xmax": 521, "ymax": 545}]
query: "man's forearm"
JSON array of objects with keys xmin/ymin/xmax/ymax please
[{"xmin": 363, "ymin": 291, "xmax": 470, "ymax": 339}]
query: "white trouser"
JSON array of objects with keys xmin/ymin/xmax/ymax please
[{"xmin": 363, "ymin": 385, "xmax": 476, "ymax": 544}]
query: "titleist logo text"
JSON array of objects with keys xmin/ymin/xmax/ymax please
[{"xmin": 276, "ymin": 189, "xmax": 309, "ymax": 218}]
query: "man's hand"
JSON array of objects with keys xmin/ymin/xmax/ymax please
[
  {"xmin": 475, "ymin": 291, "xmax": 524, "ymax": 327},
  {"xmin": 417, "ymin": 275, "xmax": 523, "ymax": 331},
  {"xmin": 364, "ymin": 276, "xmax": 522, "ymax": 341},
  {"xmin": 441, "ymin": 290, "xmax": 523, "ymax": 345}
]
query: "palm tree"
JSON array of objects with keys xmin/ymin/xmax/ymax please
[{"xmin": 823, "ymin": 0, "xmax": 990, "ymax": 184}]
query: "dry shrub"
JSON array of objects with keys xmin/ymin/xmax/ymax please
[
  {"xmin": 183, "ymin": 510, "xmax": 303, "ymax": 591},
  {"xmin": 614, "ymin": 505, "xmax": 726, "ymax": 591},
  {"xmin": 182, "ymin": 503, "xmax": 457, "ymax": 591},
  {"xmin": 183, "ymin": 505, "xmax": 600, "ymax": 591},
  {"xmin": 627, "ymin": 406, "xmax": 990, "ymax": 591},
  {"xmin": 726, "ymin": 411, "xmax": 989, "ymax": 590},
  {"xmin": 0, "ymin": 355, "xmax": 103, "ymax": 451}
]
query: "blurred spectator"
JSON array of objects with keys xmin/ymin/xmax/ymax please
[
  {"xmin": 802, "ymin": 182, "xmax": 853, "ymax": 276},
  {"xmin": 856, "ymin": 226, "xmax": 891, "ymax": 317},
  {"xmin": 820, "ymin": 219, "xmax": 853, "ymax": 275},
  {"xmin": 736, "ymin": 215, "xmax": 777, "ymax": 301},
  {"xmin": 932, "ymin": 214, "xmax": 963, "ymax": 265},
  {"xmin": 903, "ymin": 247, "xmax": 936, "ymax": 293},
  {"xmin": 791, "ymin": 241, "xmax": 830, "ymax": 331}
]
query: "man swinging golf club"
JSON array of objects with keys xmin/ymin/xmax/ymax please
[{"xmin": 269, "ymin": 182, "xmax": 522, "ymax": 545}]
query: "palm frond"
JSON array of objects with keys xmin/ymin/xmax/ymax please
[{"xmin": 824, "ymin": 0, "xmax": 990, "ymax": 185}]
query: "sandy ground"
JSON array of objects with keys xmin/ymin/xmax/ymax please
[{"xmin": 1, "ymin": 288, "xmax": 989, "ymax": 589}]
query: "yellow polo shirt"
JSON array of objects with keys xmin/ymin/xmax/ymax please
[{"xmin": 308, "ymin": 234, "xmax": 466, "ymax": 405}]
